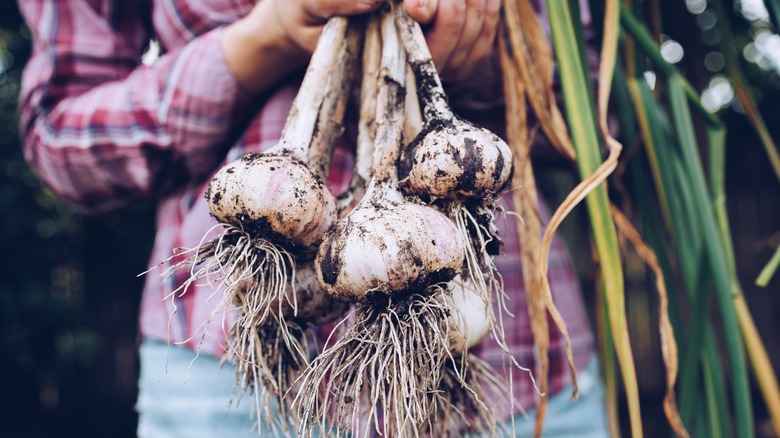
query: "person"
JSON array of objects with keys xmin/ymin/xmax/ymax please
[{"xmin": 18, "ymin": 0, "xmax": 606, "ymax": 436}]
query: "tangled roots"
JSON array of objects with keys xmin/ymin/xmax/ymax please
[
  {"xmin": 228, "ymin": 317, "xmax": 312, "ymax": 435},
  {"xmin": 453, "ymin": 201, "xmax": 506, "ymax": 316},
  {"xmin": 424, "ymin": 355, "xmax": 513, "ymax": 437},
  {"xmin": 159, "ymin": 225, "xmax": 310, "ymax": 431},
  {"xmin": 293, "ymin": 290, "xmax": 454, "ymax": 437}
]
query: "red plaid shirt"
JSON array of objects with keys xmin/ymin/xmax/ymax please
[{"xmin": 19, "ymin": 0, "xmax": 593, "ymax": 419}]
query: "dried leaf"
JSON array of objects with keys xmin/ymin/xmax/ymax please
[
  {"xmin": 499, "ymin": 35, "xmax": 553, "ymax": 438},
  {"xmin": 611, "ymin": 204, "xmax": 689, "ymax": 438},
  {"xmin": 503, "ymin": 0, "xmax": 576, "ymax": 160}
]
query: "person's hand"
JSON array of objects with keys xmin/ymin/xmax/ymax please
[
  {"xmin": 222, "ymin": 0, "xmax": 499, "ymax": 95},
  {"xmin": 262, "ymin": 0, "xmax": 384, "ymax": 55},
  {"xmin": 404, "ymin": 0, "xmax": 501, "ymax": 82},
  {"xmin": 222, "ymin": 0, "xmax": 381, "ymax": 95},
  {"xmin": 256, "ymin": 0, "xmax": 502, "ymax": 69}
]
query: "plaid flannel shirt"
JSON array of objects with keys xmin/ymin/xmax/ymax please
[{"xmin": 19, "ymin": 0, "xmax": 594, "ymax": 422}]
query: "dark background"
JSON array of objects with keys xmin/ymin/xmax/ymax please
[
  {"xmin": 1, "ymin": 1, "xmax": 778, "ymax": 437},
  {"xmin": 1, "ymin": 3, "xmax": 153, "ymax": 436}
]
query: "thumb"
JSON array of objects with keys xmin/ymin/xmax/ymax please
[{"xmin": 403, "ymin": 0, "xmax": 438, "ymax": 25}]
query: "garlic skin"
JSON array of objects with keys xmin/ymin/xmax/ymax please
[
  {"xmin": 398, "ymin": 121, "xmax": 513, "ymax": 200},
  {"xmin": 284, "ymin": 261, "xmax": 348, "ymax": 324},
  {"xmin": 204, "ymin": 18, "xmax": 349, "ymax": 253},
  {"xmin": 315, "ymin": 185, "xmax": 465, "ymax": 302},
  {"xmin": 394, "ymin": 6, "xmax": 513, "ymax": 202},
  {"xmin": 206, "ymin": 154, "xmax": 337, "ymax": 251},
  {"xmin": 444, "ymin": 277, "xmax": 492, "ymax": 353},
  {"xmin": 314, "ymin": 12, "xmax": 465, "ymax": 304}
]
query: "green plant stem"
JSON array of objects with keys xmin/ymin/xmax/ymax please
[
  {"xmin": 619, "ymin": 7, "xmax": 721, "ymax": 127},
  {"xmin": 708, "ymin": 102, "xmax": 780, "ymax": 436},
  {"xmin": 545, "ymin": 1, "xmax": 642, "ymax": 436},
  {"xmin": 568, "ymin": 0, "xmax": 597, "ymax": 109},
  {"xmin": 711, "ymin": 0, "xmax": 780, "ymax": 182},
  {"xmin": 599, "ymin": 279, "xmax": 622, "ymax": 438},
  {"xmin": 618, "ymin": 27, "xmax": 734, "ymax": 434},
  {"xmin": 757, "ymin": 245, "xmax": 780, "ymax": 287},
  {"xmin": 627, "ymin": 68, "xmax": 732, "ymax": 438},
  {"xmin": 702, "ymin": 332, "xmax": 731, "ymax": 438},
  {"xmin": 667, "ymin": 76, "xmax": 753, "ymax": 437},
  {"xmin": 625, "ymin": 75, "xmax": 673, "ymax": 229},
  {"xmin": 671, "ymin": 155, "xmax": 730, "ymax": 436},
  {"xmin": 770, "ymin": 0, "xmax": 780, "ymax": 31},
  {"xmin": 677, "ymin": 263, "xmax": 711, "ymax": 428}
]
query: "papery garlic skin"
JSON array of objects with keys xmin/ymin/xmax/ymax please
[
  {"xmin": 315, "ymin": 185, "xmax": 465, "ymax": 302},
  {"xmin": 399, "ymin": 122, "xmax": 513, "ymax": 200},
  {"xmin": 443, "ymin": 277, "xmax": 493, "ymax": 354},
  {"xmin": 206, "ymin": 154, "xmax": 337, "ymax": 251}
]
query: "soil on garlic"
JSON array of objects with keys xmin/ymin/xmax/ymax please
[
  {"xmin": 393, "ymin": 9, "xmax": 522, "ymax": 401},
  {"xmin": 206, "ymin": 153, "xmax": 336, "ymax": 253},
  {"xmin": 316, "ymin": 199, "xmax": 461, "ymax": 302}
]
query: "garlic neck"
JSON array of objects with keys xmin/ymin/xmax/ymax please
[
  {"xmin": 370, "ymin": 7, "xmax": 407, "ymax": 185},
  {"xmin": 276, "ymin": 17, "xmax": 348, "ymax": 163},
  {"xmin": 354, "ymin": 14, "xmax": 382, "ymax": 185},
  {"xmin": 394, "ymin": 6, "xmax": 454, "ymax": 124}
]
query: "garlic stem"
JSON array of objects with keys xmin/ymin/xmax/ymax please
[
  {"xmin": 308, "ymin": 19, "xmax": 362, "ymax": 181},
  {"xmin": 336, "ymin": 15, "xmax": 382, "ymax": 216},
  {"xmin": 355, "ymin": 14, "xmax": 382, "ymax": 185},
  {"xmin": 394, "ymin": 7, "xmax": 454, "ymax": 123},
  {"xmin": 277, "ymin": 17, "xmax": 348, "ymax": 162},
  {"xmin": 403, "ymin": 64, "xmax": 424, "ymax": 143},
  {"xmin": 371, "ymin": 7, "xmax": 407, "ymax": 184}
]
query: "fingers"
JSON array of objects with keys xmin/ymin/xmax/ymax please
[
  {"xmin": 325, "ymin": 0, "xmax": 384, "ymax": 17},
  {"xmin": 289, "ymin": 0, "xmax": 499, "ymax": 82},
  {"xmin": 305, "ymin": 0, "xmax": 383, "ymax": 22},
  {"xmin": 443, "ymin": 0, "xmax": 486, "ymax": 71},
  {"xmin": 449, "ymin": 0, "xmax": 499, "ymax": 81},
  {"xmin": 414, "ymin": 0, "xmax": 499, "ymax": 82},
  {"xmin": 279, "ymin": 0, "xmax": 383, "ymax": 53},
  {"xmin": 422, "ymin": 0, "xmax": 468, "ymax": 75},
  {"xmin": 404, "ymin": 0, "xmax": 439, "ymax": 24}
]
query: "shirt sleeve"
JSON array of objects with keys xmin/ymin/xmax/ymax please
[{"xmin": 18, "ymin": 1, "xmax": 252, "ymax": 213}]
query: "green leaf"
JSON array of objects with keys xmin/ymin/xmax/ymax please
[
  {"xmin": 667, "ymin": 75, "xmax": 753, "ymax": 437},
  {"xmin": 545, "ymin": 1, "xmax": 643, "ymax": 436}
]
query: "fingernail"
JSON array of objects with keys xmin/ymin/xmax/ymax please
[
  {"xmin": 456, "ymin": 0, "xmax": 466, "ymax": 11},
  {"xmin": 487, "ymin": 0, "xmax": 500, "ymax": 12}
]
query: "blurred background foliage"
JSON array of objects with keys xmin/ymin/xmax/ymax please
[
  {"xmin": 0, "ymin": 3, "xmax": 153, "ymax": 436},
  {"xmin": 0, "ymin": 0, "xmax": 777, "ymax": 436}
]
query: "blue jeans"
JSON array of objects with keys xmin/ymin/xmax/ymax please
[
  {"xmin": 137, "ymin": 340, "xmax": 607, "ymax": 437},
  {"xmin": 483, "ymin": 357, "xmax": 609, "ymax": 437}
]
